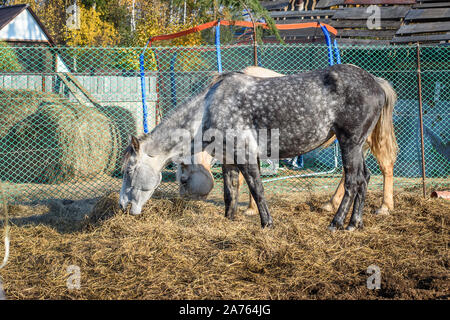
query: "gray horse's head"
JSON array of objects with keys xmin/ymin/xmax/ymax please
[
  {"xmin": 176, "ymin": 151, "xmax": 215, "ymax": 200},
  {"xmin": 177, "ymin": 161, "xmax": 214, "ymax": 200},
  {"xmin": 119, "ymin": 136, "xmax": 162, "ymax": 215}
]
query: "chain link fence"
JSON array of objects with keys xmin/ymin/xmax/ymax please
[{"xmin": 0, "ymin": 43, "xmax": 448, "ymax": 203}]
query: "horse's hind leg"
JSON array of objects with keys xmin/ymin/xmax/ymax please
[
  {"xmin": 244, "ymin": 193, "xmax": 258, "ymax": 216},
  {"xmin": 377, "ymin": 159, "xmax": 394, "ymax": 215},
  {"xmin": 223, "ymin": 164, "xmax": 240, "ymax": 220},
  {"xmin": 238, "ymin": 171, "xmax": 258, "ymax": 216},
  {"xmin": 367, "ymin": 137, "xmax": 394, "ymax": 215},
  {"xmin": 237, "ymin": 163, "xmax": 273, "ymax": 228},
  {"xmin": 347, "ymin": 158, "xmax": 371, "ymax": 231},
  {"xmin": 328, "ymin": 144, "xmax": 366, "ymax": 231},
  {"xmin": 322, "ymin": 174, "xmax": 345, "ymax": 212}
]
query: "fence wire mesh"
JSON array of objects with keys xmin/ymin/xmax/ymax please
[{"xmin": 0, "ymin": 43, "xmax": 448, "ymax": 203}]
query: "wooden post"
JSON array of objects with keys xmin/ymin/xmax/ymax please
[{"xmin": 416, "ymin": 43, "xmax": 427, "ymax": 198}]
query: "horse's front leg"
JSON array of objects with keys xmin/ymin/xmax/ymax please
[
  {"xmin": 237, "ymin": 163, "xmax": 273, "ymax": 228},
  {"xmin": 328, "ymin": 143, "xmax": 363, "ymax": 231},
  {"xmin": 223, "ymin": 164, "xmax": 240, "ymax": 220}
]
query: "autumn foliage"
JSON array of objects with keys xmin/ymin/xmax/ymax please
[{"xmin": 7, "ymin": 0, "xmax": 206, "ymax": 47}]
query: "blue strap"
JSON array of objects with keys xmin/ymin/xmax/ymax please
[
  {"xmin": 215, "ymin": 20, "xmax": 223, "ymax": 73},
  {"xmin": 139, "ymin": 53, "xmax": 149, "ymax": 134},
  {"xmin": 333, "ymin": 39, "xmax": 341, "ymax": 64},
  {"xmin": 170, "ymin": 52, "xmax": 178, "ymax": 108},
  {"xmin": 319, "ymin": 24, "xmax": 334, "ymax": 66}
]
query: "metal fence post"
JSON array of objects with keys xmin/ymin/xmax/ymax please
[{"xmin": 416, "ymin": 43, "xmax": 427, "ymax": 198}]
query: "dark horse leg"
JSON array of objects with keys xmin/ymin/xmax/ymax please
[
  {"xmin": 223, "ymin": 164, "xmax": 241, "ymax": 220},
  {"xmin": 328, "ymin": 142, "xmax": 368, "ymax": 231},
  {"xmin": 237, "ymin": 159, "xmax": 273, "ymax": 228},
  {"xmin": 347, "ymin": 157, "xmax": 371, "ymax": 231}
]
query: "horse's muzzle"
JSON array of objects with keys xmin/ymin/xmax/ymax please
[{"xmin": 130, "ymin": 203, "xmax": 143, "ymax": 215}]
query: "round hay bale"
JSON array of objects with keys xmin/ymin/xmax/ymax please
[
  {"xmin": 0, "ymin": 89, "xmax": 62, "ymax": 139},
  {"xmin": 0, "ymin": 99, "xmax": 119, "ymax": 184}
]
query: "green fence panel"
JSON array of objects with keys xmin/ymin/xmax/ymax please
[{"xmin": 0, "ymin": 44, "xmax": 448, "ymax": 204}]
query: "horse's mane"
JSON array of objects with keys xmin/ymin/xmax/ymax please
[
  {"xmin": 121, "ymin": 135, "xmax": 148, "ymax": 172},
  {"xmin": 121, "ymin": 145, "xmax": 133, "ymax": 172},
  {"xmin": 209, "ymin": 71, "xmax": 245, "ymax": 87},
  {"xmin": 121, "ymin": 72, "xmax": 249, "ymax": 172}
]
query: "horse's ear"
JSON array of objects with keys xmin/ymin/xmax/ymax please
[{"xmin": 131, "ymin": 136, "xmax": 140, "ymax": 153}]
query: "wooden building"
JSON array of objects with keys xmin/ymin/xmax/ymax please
[
  {"xmin": 0, "ymin": 4, "xmax": 54, "ymax": 46},
  {"xmin": 261, "ymin": 0, "xmax": 450, "ymax": 45},
  {"xmin": 0, "ymin": 4, "xmax": 71, "ymax": 73}
]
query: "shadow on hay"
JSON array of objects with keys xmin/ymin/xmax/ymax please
[
  {"xmin": 2, "ymin": 197, "xmax": 101, "ymax": 233},
  {"xmin": 1, "ymin": 190, "xmax": 188, "ymax": 234}
]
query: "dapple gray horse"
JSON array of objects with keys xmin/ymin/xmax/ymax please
[
  {"xmin": 177, "ymin": 66, "xmax": 398, "ymax": 216},
  {"xmin": 120, "ymin": 64, "xmax": 397, "ymax": 231}
]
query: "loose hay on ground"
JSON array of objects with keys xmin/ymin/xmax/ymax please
[{"xmin": 0, "ymin": 191, "xmax": 448, "ymax": 299}]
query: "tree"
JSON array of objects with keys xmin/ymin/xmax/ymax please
[
  {"xmin": 81, "ymin": 0, "xmax": 134, "ymax": 46},
  {"xmin": 173, "ymin": 0, "xmax": 282, "ymax": 43},
  {"xmin": 64, "ymin": 4, "xmax": 119, "ymax": 46},
  {"xmin": 9, "ymin": 0, "xmax": 70, "ymax": 44},
  {"xmin": 7, "ymin": 1, "xmax": 121, "ymax": 46},
  {"xmin": 0, "ymin": 41, "xmax": 23, "ymax": 71},
  {"xmin": 134, "ymin": 0, "xmax": 204, "ymax": 47}
]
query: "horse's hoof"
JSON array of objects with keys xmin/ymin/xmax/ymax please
[
  {"xmin": 321, "ymin": 202, "xmax": 335, "ymax": 213},
  {"xmin": 328, "ymin": 223, "xmax": 341, "ymax": 232},
  {"xmin": 345, "ymin": 223, "xmax": 363, "ymax": 232},
  {"xmin": 328, "ymin": 221, "xmax": 344, "ymax": 232},
  {"xmin": 261, "ymin": 221, "xmax": 274, "ymax": 229},
  {"xmin": 225, "ymin": 214, "xmax": 236, "ymax": 221},
  {"xmin": 328, "ymin": 225, "xmax": 337, "ymax": 232},
  {"xmin": 375, "ymin": 206, "xmax": 390, "ymax": 215},
  {"xmin": 243, "ymin": 208, "xmax": 258, "ymax": 216},
  {"xmin": 345, "ymin": 225, "xmax": 356, "ymax": 232}
]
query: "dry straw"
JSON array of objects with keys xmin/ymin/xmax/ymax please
[{"xmin": 0, "ymin": 190, "xmax": 448, "ymax": 299}]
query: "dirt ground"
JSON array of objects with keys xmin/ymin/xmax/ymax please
[{"xmin": 0, "ymin": 190, "xmax": 448, "ymax": 300}]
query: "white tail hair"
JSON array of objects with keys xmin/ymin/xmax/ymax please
[{"xmin": 371, "ymin": 76, "xmax": 398, "ymax": 163}]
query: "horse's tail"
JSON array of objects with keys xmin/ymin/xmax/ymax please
[{"xmin": 370, "ymin": 76, "xmax": 398, "ymax": 163}]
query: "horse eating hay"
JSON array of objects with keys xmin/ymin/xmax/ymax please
[
  {"xmin": 177, "ymin": 66, "xmax": 398, "ymax": 216},
  {"xmin": 120, "ymin": 64, "xmax": 397, "ymax": 231}
]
